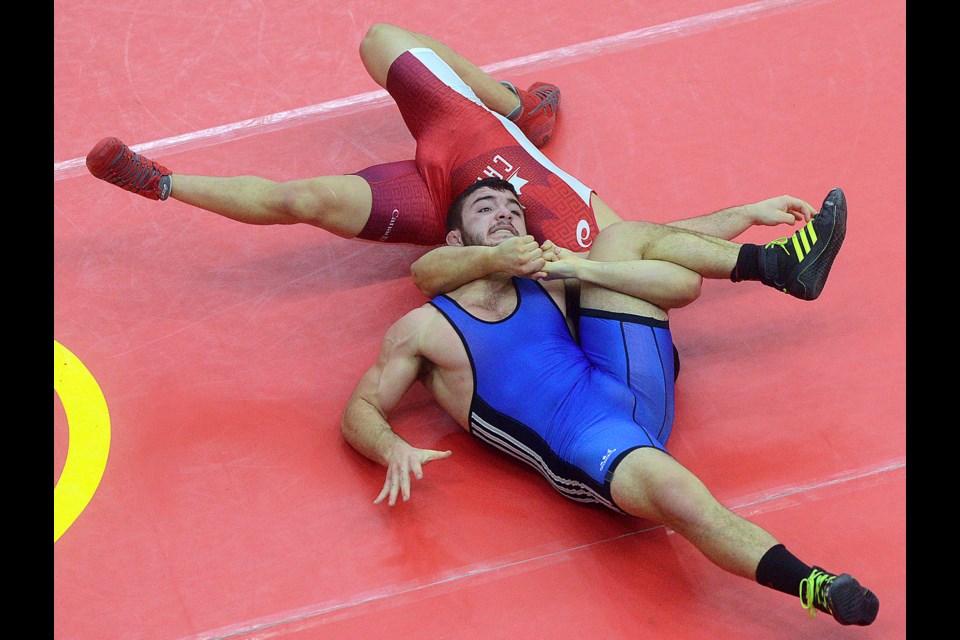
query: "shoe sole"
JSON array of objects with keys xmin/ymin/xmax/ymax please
[
  {"xmin": 829, "ymin": 575, "xmax": 879, "ymax": 626},
  {"xmin": 848, "ymin": 591, "xmax": 880, "ymax": 626},
  {"xmin": 85, "ymin": 137, "xmax": 171, "ymax": 200},
  {"xmin": 86, "ymin": 137, "xmax": 125, "ymax": 176},
  {"xmin": 788, "ymin": 187, "xmax": 847, "ymax": 300}
]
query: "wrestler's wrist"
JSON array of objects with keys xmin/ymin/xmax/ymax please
[
  {"xmin": 372, "ymin": 424, "xmax": 401, "ymax": 455},
  {"xmin": 485, "ymin": 245, "xmax": 507, "ymax": 274},
  {"xmin": 567, "ymin": 255, "xmax": 589, "ymax": 280},
  {"xmin": 545, "ymin": 254, "xmax": 585, "ymax": 281},
  {"xmin": 738, "ymin": 204, "xmax": 761, "ymax": 225}
]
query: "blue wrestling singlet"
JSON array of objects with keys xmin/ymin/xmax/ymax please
[{"xmin": 430, "ymin": 278, "xmax": 676, "ymax": 513}]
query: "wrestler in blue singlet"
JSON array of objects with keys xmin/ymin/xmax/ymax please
[{"xmin": 430, "ymin": 277, "xmax": 676, "ymax": 513}]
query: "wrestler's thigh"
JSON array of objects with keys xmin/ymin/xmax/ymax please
[
  {"xmin": 353, "ymin": 160, "xmax": 446, "ymax": 245},
  {"xmin": 581, "ymin": 283, "xmax": 667, "ymax": 319},
  {"xmin": 580, "ymin": 208, "xmax": 669, "ymax": 318},
  {"xmin": 609, "ymin": 446, "xmax": 701, "ymax": 519},
  {"xmin": 278, "ymin": 174, "xmax": 373, "ymax": 239}
]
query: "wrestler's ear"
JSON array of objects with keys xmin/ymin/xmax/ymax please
[{"xmin": 446, "ymin": 229, "xmax": 464, "ymax": 246}]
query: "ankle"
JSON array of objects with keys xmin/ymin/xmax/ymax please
[
  {"xmin": 500, "ymin": 81, "xmax": 523, "ymax": 120},
  {"xmin": 159, "ymin": 175, "xmax": 172, "ymax": 201},
  {"xmin": 755, "ymin": 544, "xmax": 812, "ymax": 596},
  {"xmin": 729, "ymin": 244, "xmax": 760, "ymax": 282}
]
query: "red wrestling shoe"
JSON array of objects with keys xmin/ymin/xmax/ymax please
[
  {"xmin": 503, "ymin": 81, "xmax": 561, "ymax": 148},
  {"xmin": 86, "ymin": 137, "xmax": 172, "ymax": 201}
]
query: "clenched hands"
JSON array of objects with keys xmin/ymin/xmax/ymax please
[
  {"xmin": 492, "ymin": 235, "xmax": 548, "ymax": 279},
  {"xmin": 539, "ymin": 239, "xmax": 581, "ymax": 280}
]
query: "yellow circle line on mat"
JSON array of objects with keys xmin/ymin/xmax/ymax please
[{"xmin": 54, "ymin": 340, "xmax": 111, "ymax": 542}]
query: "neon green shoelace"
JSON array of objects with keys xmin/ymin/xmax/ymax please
[
  {"xmin": 764, "ymin": 237, "xmax": 791, "ymax": 252},
  {"xmin": 799, "ymin": 568, "xmax": 834, "ymax": 618}
]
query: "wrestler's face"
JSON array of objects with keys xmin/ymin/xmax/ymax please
[{"xmin": 451, "ymin": 187, "xmax": 527, "ymax": 247}]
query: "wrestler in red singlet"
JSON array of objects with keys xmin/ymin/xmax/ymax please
[{"xmin": 356, "ymin": 48, "xmax": 601, "ymax": 251}]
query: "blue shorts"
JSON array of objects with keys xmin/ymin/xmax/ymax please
[
  {"xmin": 554, "ymin": 309, "xmax": 676, "ymax": 512},
  {"xmin": 579, "ymin": 309, "xmax": 676, "ymax": 449}
]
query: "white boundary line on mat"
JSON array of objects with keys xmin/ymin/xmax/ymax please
[
  {"xmin": 182, "ymin": 458, "xmax": 903, "ymax": 640},
  {"xmin": 54, "ymin": 0, "xmax": 824, "ymax": 180}
]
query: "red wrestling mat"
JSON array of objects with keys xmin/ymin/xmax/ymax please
[{"xmin": 54, "ymin": 1, "xmax": 906, "ymax": 638}]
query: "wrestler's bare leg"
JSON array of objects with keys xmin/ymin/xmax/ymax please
[
  {"xmin": 359, "ymin": 23, "xmax": 521, "ymax": 118},
  {"xmin": 582, "ymin": 233, "xmax": 777, "ymax": 576},
  {"xmin": 611, "ymin": 447, "xmax": 779, "ymax": 580},
  {"xmin": 159, "ymin": 24, "xmax": 536, "ymax": 239},
  {"xmin": 579, "ymin": 208, "xmax": 787, "ymax": 585},
  {"xmin": 167, "ymin": 174, "xmax": 373, "ymax": 239},
  {"xmin": 577, "ymin": 194, "xmax": 700, "ymax": 313},
  {"xmin": 591, "ymin": 194, "xmax": 741, "ymax": 278},
  {"xmin": 163, "ymin": 166, "xmax": 623, "ymax": 245},
  {"xmin": 584, "ymin": 196, "xmax": 870, "ymax": 623},
  {"xmin": 91, "ymin": 24, "xmax": 533, "ymax": 241}
]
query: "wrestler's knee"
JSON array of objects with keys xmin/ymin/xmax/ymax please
[
  {"xmin": 268, "ymin": 181, "xmax": 327, "ymax": 224},
  {"xmin": 360, "ymin": 24, "xmax": 419, "ymax": 85},
  {"xmin": 269, "ymin": 177, "xmax": 370, "ymax": 231},
  {"xmin": 610, "ymin": 448, "xmax": 714, "ymax": 529},
  {"xmin": 359, "ymin": 23, "xmax": 393, "ymax": 54},
  {"xmin": 673, "ymin": 272, "xmax": 703, "ymax": 308}
]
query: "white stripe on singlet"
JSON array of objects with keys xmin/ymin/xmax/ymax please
[
  {"xmin": 407, "ymin": 47, "xmax": 594, "ymax": 207},
  {"xmin": 470, "ymin": 410, "xmax": 621, "ymax": 512}
]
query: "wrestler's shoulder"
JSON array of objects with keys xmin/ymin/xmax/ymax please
[
  {"xmin": 397, "ymin": 302, "xmax": 447, "ymax": 326},
  {"xmin": 395, "ymin": 302, "xmax": 458, "ymax": 338},
  {"xmin": 381, "ymin": 303, "xmax": 455, "ymax": 357}
]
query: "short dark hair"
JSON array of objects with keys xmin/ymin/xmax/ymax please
[{"xmin": 446, "ymin": 177, "xmax": 520, "ymax": 232}]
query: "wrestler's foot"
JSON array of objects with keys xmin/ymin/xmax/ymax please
[
  {"xmin": 759, "ymin": 187, "xmax": 847, "ymax": 300},
  {"xmin": 799, "ymin": 567, "xmax": 879, "ymax": 626},
  {"xmin": 502, "ymin": 81, "xmax": 561, "ymax": 148},
  {"xmin": 86, "ymin": 137, "xmax": 172, "ymax": 201}
]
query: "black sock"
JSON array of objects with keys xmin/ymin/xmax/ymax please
[
  {"xmin": 755, "ymin": 544, "xmax": 813, "ymax": 596},
  {"xmin": 730, "ymin": 244, "xmax": 760, "ymax": 282}
]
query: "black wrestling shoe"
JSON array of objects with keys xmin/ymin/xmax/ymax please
[
  {"xmin": 799, "ymin": 567, "xmax": 879, "ymax": 626},
  {"xmin": 759, "ymin": 188, "xmax": 847, "ymax": 300}
]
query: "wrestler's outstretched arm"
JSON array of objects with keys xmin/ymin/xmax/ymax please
[
  {"xmin": 411, "ymin": 195, "xmax": 816, "ymax": 298},
  {"xmin": 410, "ymin": 235, "xmax": 549, "ymax": 298},
  {"xmin": 341, "ymin": 307, "xmax": 452, "ymax": 505},
  {"xmin": 665, "ymin": 195, "xmax": 817, "ymax": 240},
  {"xmin": 531, "ymin": 194, "xmax": 819, "ymax": 308}
]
